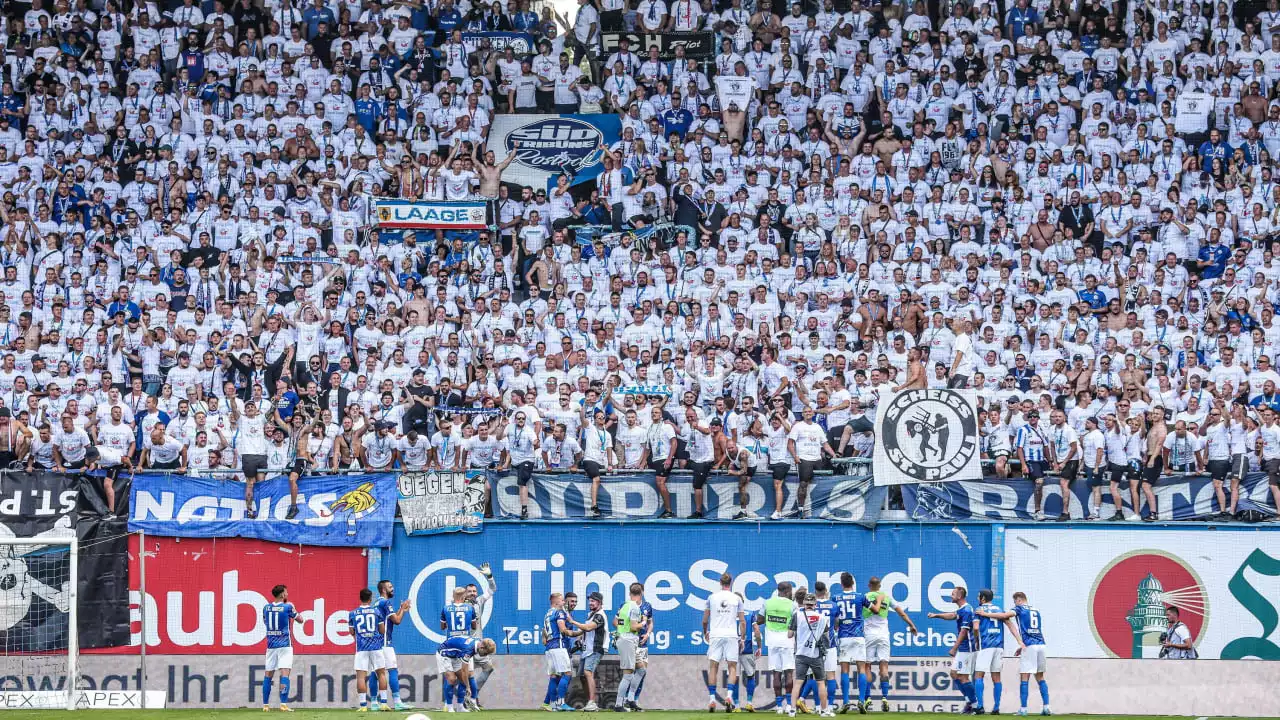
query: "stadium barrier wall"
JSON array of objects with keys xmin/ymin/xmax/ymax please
[{"xmin": 67, "ymin": 654, "xmax": 1280, "ymax": 715}]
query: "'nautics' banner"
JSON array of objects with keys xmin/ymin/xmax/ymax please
[
  {"xmin": 128, "ymin": 474, "xmax": 397, "ymax": 547},
  {"xmin": 489, "ymin": 114, "xmax": 621, "ymax": 189},
  {"xmin": 903, "ymin": 473, "xmax": 1279, "ymax": 522},
  {"xmin": 398, "ymin": 470, "xmax": 487, "ymax": 535},
  {"xmin": 375, "ymin": 199, "xmax": 488, "ymax": 229},
  {"xmin": 874, "ymin": 388, "xmax": 982, "ymax": 486},
  {"xmin": 492, "ymin": 471, "xmax": 885, "ymax": 523}
]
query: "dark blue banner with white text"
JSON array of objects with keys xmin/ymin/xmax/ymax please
[
  {"xmin": 492, "ymin": 471, "xmax": 885, "ymax": 524},
  {"xmin": 902, "ymin": 473, "xmax": 1279, "ymax": 521},
  {"xmin": 128, "ymin": 473, "xmax": 397, "ymax": 547}
]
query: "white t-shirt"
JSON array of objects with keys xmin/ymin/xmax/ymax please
[
  {"xmin": 706, "ymin": 589, "xmax": 743, "ymax": 639},
  {"xmin": 788, "ymin": 420, "xmax": 826, "ymax": 461}
]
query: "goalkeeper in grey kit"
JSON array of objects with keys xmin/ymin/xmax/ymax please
[{"xmin": 465, "ymin": 561, "xmax": 498, "ymax": 706}]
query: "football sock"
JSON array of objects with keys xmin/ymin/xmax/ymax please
[
  {"xmin": 262, "ymin": 677, "xmax": 273, "ymax": 706},
  {"xmin": 708, "ymin": 683, "xmax": 718, "ymax": 702},
  {"xmin": 880, "ymin": 680, "xmax": 890, "ymax": 699},
  {"xmin": 446, "ymin": 682, "xmax": 456, "ymax": 706},
  {"xmin": 385, "ymin": 670, "xmax": 397, "ymax": 702},
  {"xmin": 1038, "ymin": 680, "xmax": 1050, "ymax": 705},
  {"xmin": 800, "ymin": 678, "xmax": 816, "ymax": 702},
  {"xmin": 279, "ymin": 676, "xmax": 290, "ymax": 705},
  {"xmin": 974, "ymin": 677, "xmax": 985, "ymax": 707},
  {"xmin": 840, "ymin": 672, "xmax": 850, "ymax": 705},
  {"xmin": 630, "ymin": 668, "xmax": 646, "ymax": 701},
  {"xmin": 1020, "ymin": 680, "xmax": 1030, "ymax": 709},
  {"xmin": 732, "ymin": 681, "xmax": 740, "ymax": 705},
  {"xmin": 557, "ymin": 674, "xmax": 570, "ymax": 702},
  {"xmin": 616, "ymin": 675, "xmax": 632, "ymax": 707},
  {"xmin": 826, "ymin": 679, "xmax": 837, "ymax": 704},
  {"xmin": 992, "ymin": 681, "xmax": 1002, "ymax": 711},
  {"xmin": 358, "ymin": 692, "xmax": 367, "ymax": 708},
  {"xmin": 469, "ymin": 676, "xmax": 479, "ymax": 701},
  {"xmin": 745, "ymin": 675, "xmax": 757, "ymax": 702},
  {"xmin": 858, "ymin": 674, "xmax": 869, "ymax": 703},
  {"xmin": 544, "ymin": 676, "xmax": 557, "ymax": 704}
]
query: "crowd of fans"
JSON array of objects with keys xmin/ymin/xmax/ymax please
[{"xmin": 1, "ymin": 0, "xmax": 1280, "ymax": 522}]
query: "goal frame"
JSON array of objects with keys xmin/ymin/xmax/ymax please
[{"xmin": 0, "ymin": 535, "xmax": 78, "ymax": 712}]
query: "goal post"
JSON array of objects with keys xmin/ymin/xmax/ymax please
[{"xmin": 0, "ymin": 534, "xmax": 77, "ymax": 711}]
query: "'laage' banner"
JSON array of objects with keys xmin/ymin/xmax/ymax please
[
  {"xmin": 129, "ymin": 473, "xmax": 397, "ymax": 547},
  {"xmin": 873, "ymin": 388, "xmax": 983, "ymax": 486}
]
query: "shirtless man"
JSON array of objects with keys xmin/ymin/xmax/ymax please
[
  {"xmin": 474, "ymin": 142, "xmax": 519, "ymax": 198},
  {"xmin": 894, "ymin": 347, "xmax": 927, "ymax": 391},
  {"xmin": 1142, "ymin": 407, "xmax": 1167, "ymax": 521}
]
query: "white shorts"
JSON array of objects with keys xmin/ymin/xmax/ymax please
[
  {"xmin": 952, "ymin": 651, "xmax": 975, "ymax": 676},
  {"xmin": 265, "ymin": 647, "xmax": 294, "ymax": 672},
  {"xmin": 544, "ymin": 647, "xmax": 571, "ymax": 676},
  {"xmin": 707, "ymin": 637, "xmax": 739, "ymax": 664},
  {"xmin": 355, "ymin": 649, "xmax": 387, "ymax": 672},
  {"xmin": 437, "ymin": 653, "xmax": 466, "ymax": 675},
  {"xmin": 1019, "ymin": 644, "xmax": 1048, "ymax": 674},
  {"xmin": 974, "ymin": 647, "xmax": 1004, "ymax": 675},
  {"xmin": 636, "ymin": 645, "xmax": 649, "ymax": 665},
  {"xmin": 382, "ymin": 646, "xmax": 399, "ymax": 669},
  {"xmin": 865, "ymin": 633, "xmax": 891, "ymax": 663},
  {"xmin": 823, "ymin": 646, "xmax": 838, "ymax": 673},
  {"xmin": 767, "ymin": 645, "xmax": 795, "ymax": 671},
  {"xmin": 837, "ymin": 636, "xmax": 866, "ymax": 664}
]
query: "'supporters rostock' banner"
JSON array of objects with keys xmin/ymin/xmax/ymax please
[
  {"xmin": 903, "ymin": 473, "xmax": 1278, "ymax": 521},
  {"xmin": 492, "ymin": 470, "xmax": 885, "ymax": 524},
  {"xmin": 1003, "ymin": 526, "xmax": 1280, "ymax": 660},
  {"xmin": 489, "ymin": 114, "xmax": 621, "ymax": 189}
]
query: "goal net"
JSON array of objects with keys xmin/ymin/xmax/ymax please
[{"xmin": 0, "ymin": 536, "xmax": 77, "ymax": 710}]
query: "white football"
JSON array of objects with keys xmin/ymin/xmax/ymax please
[{"xmin": 406, "ymin": 714, "xmax": 431, "ymax": 720}]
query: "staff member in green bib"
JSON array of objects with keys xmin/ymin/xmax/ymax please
[
  {"xmin": 761, "ymin": 581, "xmax": 798, "ymax": 714},
  {"xmin": 613, "ymin": 584, "xmax": 648, "ymax": 712},
  {"xmin": 862, "ymin": 577, "xmax": 919, "ymax": 712}
]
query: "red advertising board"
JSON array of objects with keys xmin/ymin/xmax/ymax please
[{"xmin": 89, "ymin": 536, "xmax": 367, "ymax": 654}]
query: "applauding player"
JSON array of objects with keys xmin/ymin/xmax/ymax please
[{"xmin": 262, "ymin": 584, "xmax": 303, "ymax": 712}]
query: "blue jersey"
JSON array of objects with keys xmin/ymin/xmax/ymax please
[
  {"xmin": 955, "ymin": 603, "xmax": 978, "ymax": 652},
  {"xmin": 349, "ymin": 605, "xmax": 385, "ymax": 652},
  {"xmin": 376, "ymin": 597, "xmax": 398, "ymax": 647},
  {"xmin": 543, "ymin": 607, "xmax": 571, "ymax": 650},
  {"xmin": 438, "ymin": 635, "xmax": 480, "ymax": 659},
  {"xmin": 442, "ymin": 602, "xmax": 477, "ymax": 638},
  {"xmin": 977, "ymin": 603, "xmax": 1004, "ymax": 649},
  {"xmin": 833, "ymin": 590, "xmax": 867, "ymax": 638},
  {"xmin": 1013, "ymin": 604, "xmax": 1046, "ymax": 645},
  {"xmin": 637, "ymin": 601, "xmax": 654, "ymax": 647},
  {"xmin": 742, "ymin": 609, "xmax": 759, "ymax": 654},
  {"xmin": 262, "ymin": 601, "xmax": 297, "ymax": 650},
  {"xmin": 815, "ymin": 598, "xmax": 840, "ymax": 646}
]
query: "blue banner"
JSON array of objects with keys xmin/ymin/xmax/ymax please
[
  {"xmin": 128, "ymin": 474, "xmax": 397, "ymax": 547},
  {"xmin": 398, "ymin": 470, "xmax": 488, "ymax": 535},
  {"xmin": 493, "ymin": 471, "xmax": 885, "ymax": 524},
  {"xmin": 490, "ymin": 114, "xmax": 622, "ymax": 190},
  {"xmin": 461, "ymin": 32, "xmax": 537, "ymax": 55},
  {"xmin": 902, "ymin": 473, "xmax": 1279, "ymax": 521},
  {"xmin": 381, "ymin": 522, "xmax": 991, "ymax": 655}
]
